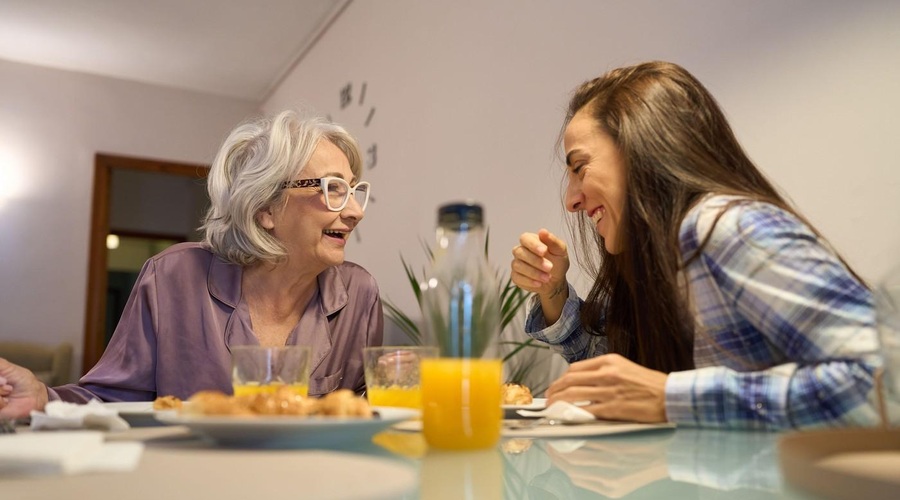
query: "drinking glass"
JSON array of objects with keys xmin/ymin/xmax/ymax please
[
  {"xmin": 420, "ymin": 358, "xmax": 503, "ymax": 450},
  {"xmin": 876, "ymin": 265, "xmax": 900, "ymax": 425},
  {"xmin": 231, "ymin": 345, "xmax": 311, "ymax": 397},
  {"xmin": 364, "ymin": 346, "xmax": 438, "ymax": 409}
]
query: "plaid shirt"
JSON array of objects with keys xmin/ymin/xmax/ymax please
[{"xmin": 526, "ymin": 195, "xmax": 883, "ymax": 430}]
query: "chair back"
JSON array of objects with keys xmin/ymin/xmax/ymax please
[{"xmin": 0, "ymin": 341, "xmax": 73, "ymax": 386}]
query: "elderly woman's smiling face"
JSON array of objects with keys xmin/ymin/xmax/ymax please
[{"xmin": 259, "ymin": 139, "xmax": 364, "ymax": 270}]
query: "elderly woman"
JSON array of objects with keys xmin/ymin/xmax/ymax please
[{"xmin": 0, "ymin": 110, "xmax": 382, "ymax": 418}]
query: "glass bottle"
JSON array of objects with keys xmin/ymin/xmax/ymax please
[{"xmin": 420, "ymin": 201, "xmax": 503, "ymax": 450}]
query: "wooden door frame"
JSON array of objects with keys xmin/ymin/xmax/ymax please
[{"xmin": 82, "ymin": 153, "xmax": 209, "ymax": 375}]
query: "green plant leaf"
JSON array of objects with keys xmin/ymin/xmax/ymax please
[
  {"xmin": 398, "ymin": 253, "xmax": 423, "ymax": 306},
  {"xmin": 383, "ymin": 299, "xmax": 423, "ymax": 345},
  {"xmin": 499, "ymin": 338, "xmax": 548, "ymax": 363}
]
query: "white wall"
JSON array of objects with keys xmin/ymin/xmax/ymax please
[
  {"xmin": 263, "ymin": 0, "xmax": 900, "ymax": 327},
  {"xmin": 0, "ymin": 59, "xmax": 258, "ymax": 374}
]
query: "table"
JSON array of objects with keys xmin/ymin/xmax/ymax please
[{"xmin": 0, "ymin": 423, "xmax": 819, "ymax": 499}]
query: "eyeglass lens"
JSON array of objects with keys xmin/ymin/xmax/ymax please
[{"xmin": 324, "ymin": 178, "xmax": 369, "ymax": 211}]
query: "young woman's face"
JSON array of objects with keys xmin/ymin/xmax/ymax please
[
  {"xmin": 259, "ymin": 139, "xmax": 365, "ymax": 271},
  {"xmin": 563, "ymin": 109, "xmax": 628, "ymax": 254}
]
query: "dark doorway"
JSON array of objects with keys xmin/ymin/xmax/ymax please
[
  {"xmin": 83, "ymin": 154, "xmax": 209, "ymax": 375},
  {"xmin": 104, "ymin": 231, "xmax": 186, "ymax": 347}
]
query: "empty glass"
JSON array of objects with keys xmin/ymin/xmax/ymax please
[{"xmin": 876, "ymin": 265, "xmax": 900, "ymax": 426}]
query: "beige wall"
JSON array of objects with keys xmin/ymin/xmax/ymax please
[{"xmin": 0, "ymin": 59, "xmax": 257, "ymax": 373}]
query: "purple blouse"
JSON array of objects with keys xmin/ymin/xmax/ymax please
[{"xmin": 51, "ymin": 242, "xmax": 384, "ymax": 402}]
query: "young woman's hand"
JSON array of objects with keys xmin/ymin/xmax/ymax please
[
  {"xmin": 546, "ymin": 354, "xmax": 669, "ymax": 423},
  {"xmin": 511, "ymin": 229, "xmax": 570, "ymax": 323},
  {"xmin": 0, "ymin": 358, "xmax": 48, "ymax": 419}
]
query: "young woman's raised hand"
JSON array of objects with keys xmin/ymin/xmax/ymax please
[{"xmin": 511, "ymin": 229, "xmax": 571, "ymax": 324}]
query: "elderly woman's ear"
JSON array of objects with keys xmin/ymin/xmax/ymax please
[{"xmin": 257, "ymin": 207, "xmax": 276, "ymax": 230}]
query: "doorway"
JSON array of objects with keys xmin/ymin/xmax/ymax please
[{"xmin": 83, "ymin": 153, "xmax": 209, "ymax": 375}]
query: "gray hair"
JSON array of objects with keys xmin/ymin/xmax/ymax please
[{"xmin": 201, "ymin": 110, "xmax": 362, "ymax": 266}]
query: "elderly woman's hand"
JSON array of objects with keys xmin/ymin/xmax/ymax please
[
  {"xmin": 0, "ymin": 358, "xmax": 48, "ymax": 419},
  {"xmin": 511, "ymin": 228, "xmax": 570, "ymax": 324},
  {"xmin": 546, "ymin": 354, "xmax": 669, "ymax": 423}
]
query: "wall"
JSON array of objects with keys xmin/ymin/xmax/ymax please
[
  {"xmin": 3, "ymin": 0, "xmax": 899, "ymax": 381},
  {"xmin": 263, "ymin": 0, "xmax": 900, "ymax": 333},
  {"xmin": 0, "ymin": 59, "xmax": 257, "ymax": 374}
]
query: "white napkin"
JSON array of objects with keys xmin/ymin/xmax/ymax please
[
  {"xmin": 0, "ymin": 431, "xmax": 144, "ymax": 476},
  {"xmin": 516, "ymin": 401, "xmax": 596, "ymax": 423},
  {"xmin": 547, "ymin": 439, "xmax": 588, "ymax": 453},
  {"xmin": 30, "ymin": 400, "xmax": 130, "ymax": 432}
]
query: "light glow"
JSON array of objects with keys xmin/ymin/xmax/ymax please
[
  {"xmin": 0, "ymin": 149, "xmax": 27, "ymax": 208},
  {"xmin": 106, "ymin": 234, "xmax": 120, "ymax": 250}
]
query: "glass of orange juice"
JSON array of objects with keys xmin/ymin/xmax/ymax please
[
  {"xmin": 421, "ymin": 357, "xmax": 503, "ymax": 450},
  {"xmin": 364, "ymin": 346, "xmax": 438, "ymax": 409},
  {"xmin": 231, "ymin": 345, "xmax": 311, "ymax": 397}
]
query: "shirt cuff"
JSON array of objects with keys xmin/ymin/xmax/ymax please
[
  {"xmin": 46, "ymin": 386, "xmax": 61, "ymax": 402},
  {"xmin": 666, "ymin": 365, "xmax": 796, "ymax": 429},
  {"xmin": 665, "ymin": 369, "xmax": 703, "ymax": 426},
  {"xmin": 524, "ymin": 283, "xmax": 581, "ymax": 344}
]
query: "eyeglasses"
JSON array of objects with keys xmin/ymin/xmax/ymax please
[{"xmin": 279, "ymin": 176, "xmax": 371, "ymax": 212}]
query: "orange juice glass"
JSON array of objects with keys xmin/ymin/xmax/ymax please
[
  {"xmin": 420, "ymin": 358, "xmax": 502, "ymax": 450},
  {"xmin": 231, "ymin": 345, "xmax": 311, "ymax": 397},
  {"xmin": 364, "ymin": 346, "xmax": 438, "ymax": 409},
  {"xmin": 366, "ymin": 386, "xmax": 421, "ymax": 408},
  {"xmin": 232, "ymin": 382, "xmax": 309, "ymax": 397}
]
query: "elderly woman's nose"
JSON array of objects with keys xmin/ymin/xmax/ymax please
[{"xmin": 342, "ymin": 196, "xmax": 365, "ymax": 219}]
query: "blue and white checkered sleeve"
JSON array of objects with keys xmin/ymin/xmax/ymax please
[
  {"xmin": 523, "ymin": 283, "xmax": 605, "ymax": 362},
  {"xmin": 667, "ymin": 202, "xmax": 882, "ymax": 429}
]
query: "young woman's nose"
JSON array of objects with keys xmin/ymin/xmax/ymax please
[{"xmin": 564, "ymin": 180, "xmax": 584, "ymax": 213}]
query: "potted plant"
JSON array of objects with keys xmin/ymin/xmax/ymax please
[{"xmin": 383, "ymin": 235, "xmax": 553, "ymax": 394}]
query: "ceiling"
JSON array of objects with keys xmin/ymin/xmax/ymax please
[{"xmin": 0, "ymin": 0, "xmax": 348, "ymax": 102}]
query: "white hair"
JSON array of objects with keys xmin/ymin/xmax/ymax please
[{"xmin": 201, "ymin": 110, "xmax": 362, "ymax": 266}]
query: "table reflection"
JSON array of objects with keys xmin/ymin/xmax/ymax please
[
  {"xmin": 500, "ymin": 428, "xmax": 786, "ymax": 499},
  {"xmin": 421, "ymin": 447, "xmax": 504, "ymax": 499},
  {"xmin": 666, "ymin": 429, "xmax": 782, "ymax": 493},
  {"xmin": 8, "ymin": 421, "xmax": 797, "ymax": 500}
]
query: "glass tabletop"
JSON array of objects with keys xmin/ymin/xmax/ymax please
[{"xmin": 7, "ymin": 419, "xmax": 819, "ymax": 499}]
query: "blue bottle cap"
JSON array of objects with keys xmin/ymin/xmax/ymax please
[{"xmin": 437, "ymin": 201, "xmax": 484, "ymax": 227}]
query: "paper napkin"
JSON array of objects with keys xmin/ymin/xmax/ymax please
[
  {"xmin": 30, "ymin": 400, "xmax": 130, "ymax": 432},
  {"xmin": 0, "ymin": 431, "xmax": 144, "ymax": 476},
  {"xmin": 517, "ymin": 401, "xmax": 596, "ymax": 423}
]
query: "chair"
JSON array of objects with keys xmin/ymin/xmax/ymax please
[{"xmin": 0, "ymin": 341, "xmax": 73, "ymax": 386}]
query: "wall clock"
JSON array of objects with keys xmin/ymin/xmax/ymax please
[{"xmin": 328, "ymin": 80, "xmax": 378, "ymax": 243}]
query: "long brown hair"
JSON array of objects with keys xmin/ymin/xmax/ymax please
[{"xmin": 563, "ymin": 61, "xmax": 856, "ymax": 373}]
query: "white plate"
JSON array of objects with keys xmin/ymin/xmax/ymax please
[
  {"xmin": 101, "ymin": 401, "xmax": 155, "ymax": 414},
  {"xmin": 392, "ymin": 418, "xmax": 675, "ymax": 438},
  {"xmin": 155, "ymin": 407, "xmax": 418, "ymax": 448},
  {"xmin": 502, "ymin": 420, "xmax": 676, "ymax": 438},
  {"xmin": 503, "ymin": 398, "xmax": 546, "ymax": 410},
  {"xmin": 100, "ymin": 401, "xmax": 164, "ymax": 426}
]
